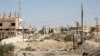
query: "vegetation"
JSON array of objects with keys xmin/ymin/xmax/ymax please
[
  {"xmin": 25, "ymin": 46, "xmax": 36, "ymax": 51},
  {"xmin": 60, "ymin": 27, "xmax": 67, "ymax": 33},
  {"xmin": 48, "ymin": 28, "xmax": 54, "ymax": 34},
  {"xmin": 89, "ymin": 27, "xmax": 95, "ymax": 34},
  {"xmin": 64, "ymin": 34, "xmax": 79, "ymax": 42},
  {"xmin": 84, "ymin": 33, "xmax": 95, "ymax": 40},
  {"xmin": 0, "ymin": 43, "xmax": 14, "ymax": 56}
]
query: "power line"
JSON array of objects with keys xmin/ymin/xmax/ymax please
[{"xmin": 33, "ymin": 12, "xmax": 100, "ymax": 24}]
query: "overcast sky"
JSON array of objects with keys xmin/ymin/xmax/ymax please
[{"xmin": 0, "ymin": 0, "xmax": 100, "ymax": 28}]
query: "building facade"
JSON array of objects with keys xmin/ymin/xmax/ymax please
[{"xmin": 0, "ymin": 12, "xmax": 23, "ymax": 40}]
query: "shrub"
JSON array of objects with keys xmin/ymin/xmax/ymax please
[
  {"xmin": 0, "ymin": 43, "xmax": 14, "ymax": 56},
  {"xmin": 64, "ymin": 34, "xmax": 79, "ymax": 42},
  {"xmin": 45, "ymin": 52, "xmax": 55, "ymax": 56},
  {"xmin": 84, "ymin": 33, "xmax": 95, "ymax": 40},
  {"xmin": 64, "ymin": 35, "xmax": 73, "ymax": 41},
  {"xmin": 25, "ymin": 46, "xmax": 36, "ymax": 51}
]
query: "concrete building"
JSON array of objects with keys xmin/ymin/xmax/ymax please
[
  {"xmin": 0, "ymin": 12, "xmax": 23, "ymax": 40},
  {"xmin": 69, "ymin": 26, "xmax": 91, "ymax": 35},
  {"xmin": 93, "ymin": 25, "xmax": 100, "ymax": 37}
]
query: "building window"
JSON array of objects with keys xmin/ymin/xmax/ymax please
[
  {"xmin": 0, "ymin": 23, "xmax": 2, "ymax": 26},
  {"xmin": 11, "ymin": 23, "xmax": 15, "ymax": 26}
]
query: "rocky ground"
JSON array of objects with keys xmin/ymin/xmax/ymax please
[
  {"xmin": 13, "ymin": 39, "xmax": 75, "ymax": 56},
  {"xmin": 2, "ymin": 34, "xmax": 100, "ymax": 56},
  {"xmin": 14, "ymin": 50, "xmax": 81, "ymax": 56},
  {"xmin": 13, "ymin": 40, "xmax": 100, "ymax": 56}
]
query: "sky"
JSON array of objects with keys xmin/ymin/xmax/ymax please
[{"xmin": 0, "ymin": 0, "xmax": 100, "ymax": 29}]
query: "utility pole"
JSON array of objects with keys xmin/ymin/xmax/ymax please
[
  {"xmin": 18, "ymin": 0, "xmax": 24, "ymax": 41},
  {"xmin": 80, "ymin": 0, "xmax": 84, "ymax": 44},
  {"xmin": 22, "ymin": 21, "xmax": 25, "ymax": 42},
  {"xmin": 75, "ymin": 21, "xmax": 79, "ymax": 34},
  {"xmin": 95, "ymin": 17, "xmax": 99, "ymax": 37},
  {"xmin": 28, "ymin": 25, "xmax": 32, "ymax": 46},
  {"xmin": 19, "ymin": 0, "xmax": 21, "ymax": 17},
  {"xmin": 18, "ymin": 0, "xmax": 21, "ymax": 29},
  {"xmin": 73, "ymin": 32, "xmax": 75, "ymax": 49}
]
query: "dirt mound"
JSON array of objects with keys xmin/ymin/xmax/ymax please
[{"xmin": 75, "ymin": 40, "xmax": 100, "ymax": 55}]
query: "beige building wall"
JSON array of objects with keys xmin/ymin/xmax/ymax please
[
  {"xmin": 0, "ymin": 17, "xmax": 22, "ymax": 29},
  {"xmin": 0, "ymin": 12, "xmax": 23, "ymax": 40}
]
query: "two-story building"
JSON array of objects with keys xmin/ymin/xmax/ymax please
[{"xmin": 0, "ymin": 12, "xmax": 23, "ymax": 40}]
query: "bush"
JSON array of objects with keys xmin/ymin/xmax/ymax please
[
  {"xmin": 25, "ymin": 46, "xmax": 36, "ymax": 51},
  {"xmin": 84, "ymin": 33, "xmax": 94, "ymax": 40},
  {"xmin": 64, "ymin": 34, "xmax": 79, "ymax": 42},
  {"xmin": 0, "ymin": 43, "xmax": 14, "ymax": 56}
]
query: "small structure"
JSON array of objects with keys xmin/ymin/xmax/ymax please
[
  {"xmin": 93, "ymin": 25, "xmax": 100, "ymax": 37},
  {"xmin": 69, "ymin": 26, "xmax": 92, "ymax": 35}
]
